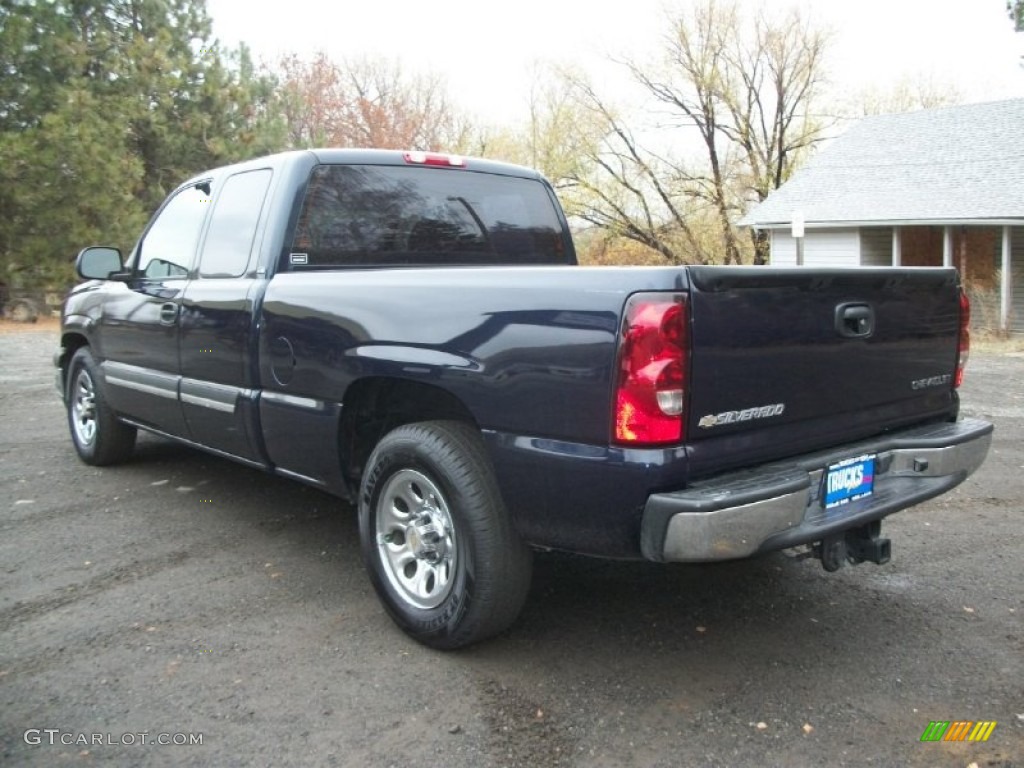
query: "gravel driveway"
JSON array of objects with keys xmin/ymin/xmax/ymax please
[{"xmin": 1, "ymin": 325, "xmax": 1021, "ymax": 767}]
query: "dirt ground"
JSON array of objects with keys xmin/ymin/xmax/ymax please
[{"xmin": 0, "ymin": 328, "xmax": 1021, "ymax": 767}]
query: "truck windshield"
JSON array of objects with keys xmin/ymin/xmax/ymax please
[{"xmin": 288, "ymin": 164, "xmax": 570, "ymax": 268}]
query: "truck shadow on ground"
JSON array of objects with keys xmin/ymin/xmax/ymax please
[{"xmin": 124, "ymin": 434, "xmax": 925, "ymax": 676}]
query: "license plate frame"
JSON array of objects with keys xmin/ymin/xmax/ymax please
[{"xmin": 823, "ymin": 454, "xmax": 876, "ymax": 509}]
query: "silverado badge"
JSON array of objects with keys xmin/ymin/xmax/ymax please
[{"xmin": 699, "ymin": 403, "xmax": 786, "ymax": 429}]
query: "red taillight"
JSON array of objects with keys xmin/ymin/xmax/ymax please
[
  {"xmin": 955, "ymin": 288, "xmax": 970, "ymax": 388},
  {"xmin": 403, "ymin": 151, "xmax": 466, "ymax": 167},
  {"xmin": 613, "ymin": 293, "xmax": 688, "ymax": 445}
]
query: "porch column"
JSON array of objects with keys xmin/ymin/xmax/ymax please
[
  {"xmin": 1001, "ymin": 226, "xmax": 1012, "ymax": 332},
  {"xmin": 892, "ymin": 227, "xmax": 901, "ymax": 266},
  {"xmin": 943, "ymin": 226, "xmax": 953, "ymax": 267}
]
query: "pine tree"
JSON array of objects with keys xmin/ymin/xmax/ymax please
[{"xmin": 0, "ymin": 0, "xmax": 282, "ymax": 291}]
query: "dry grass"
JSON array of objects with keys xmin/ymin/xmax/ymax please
[
  {"xmin": 0, "ymin": 317, "xmax": 60, "ymax": 334},
  {"xmin": 972, "ymin": 331, "xmax": 1024, "ymax": 354}
]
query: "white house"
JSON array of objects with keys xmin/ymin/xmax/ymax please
[{"xmin": 741, "ymin": 98, "xmax": 1024, "ymax": 333}]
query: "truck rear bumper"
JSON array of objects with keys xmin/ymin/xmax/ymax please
[{"xmin": 641, "ymin": 418, "xmax": 993, "ymax": 562}]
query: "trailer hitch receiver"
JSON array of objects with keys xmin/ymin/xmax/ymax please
[{"xmin": 814, "ymin": 521, "xmax": 891, "ymax": 571}]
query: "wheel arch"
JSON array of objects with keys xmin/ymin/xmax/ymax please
[
  {"xmin": 57, "ymin": 331, "xmax": 92, "ymax": 398},
  {"xmin": 339, "ymin": 376, "xmax": 481, "ymax": 494}
]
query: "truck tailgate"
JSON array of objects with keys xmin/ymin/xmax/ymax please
[{"xmin": 683, "ymin": 267, "xmax": 962, "ymax": 478}]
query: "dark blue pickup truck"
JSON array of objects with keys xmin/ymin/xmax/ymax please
[{"xmin": 56, "ymin": 148, "xmax": 993, "ymax": 648}]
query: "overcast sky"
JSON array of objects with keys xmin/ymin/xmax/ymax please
[{"xmin": 206, "ymin": 0, "xmax": 1024, "ymax": 125}]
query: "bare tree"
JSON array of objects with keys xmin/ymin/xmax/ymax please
[
  {"xmin": 721, "ymin": 6, "xmax": 830, "ymax": 201},
  {"xmin": 521, "ymin": 65, "xmax": 603, "ymax": 190},
  {"xmin": 559, "ymin": 71, "xmax": 709, "ymax": 263},
  {"xmin": 720, "ymin": 5, "xmax": 831, "ymax": 262},
  {"xmin": 468, "ymin": 63, "xmax": 601, "ymax": 194},
  {"xmin": 277, "ymin": 53, "xmax": 343, "ymax": 148},
  {"xmin": 623, "ymin": 1, "xmax": 745, "ymax": 264},
  {"xmin": 335, "ymin": 57, "xmax": 471, "ymax": 150},
  {"xmin": 551, "ymin": 0, "xmax": 830, "ymax": 265},
  {"xmin": 464, "ymin": 64, "xmax": 711, "ymax": 263},
  {"xmin": 852, "ymin": 74, "xmax": 964, "ymax": 117},
  {"xmin": 275, "ymin": 53, "xmax": 471, "ymax": 151}
]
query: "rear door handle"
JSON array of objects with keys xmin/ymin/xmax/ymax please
[
  {"xmin": 835, "ymin": 303, "xmax": 874, "ymax": 338},
  {"xmin": 159, "ymin": 302, "xmax": 179, "ymax": 326}
]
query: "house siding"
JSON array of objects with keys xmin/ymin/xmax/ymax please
[
  {"xmin": 860, "ymin": 227, "xmax": 892, "ymax": 266},
  {"xmin": 771, "ymin": 229, "xmax": 859, "ymax": 267},
  {"xmin": 770, "ymin": 230, "xmax": 797, "ymax": 265}
]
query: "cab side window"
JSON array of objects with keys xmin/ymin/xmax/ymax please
[
  {"xmin": 198, "ymin": 169, "xmax": 272, "ymax": 278},
  {"xmin": 137, "ymin": 183, "xmax": 211, "ymax": 279}
]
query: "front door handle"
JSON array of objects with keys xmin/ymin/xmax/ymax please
[{"xmin": 159, "ymin": 302, "xmax": 179, "ymax": 326}]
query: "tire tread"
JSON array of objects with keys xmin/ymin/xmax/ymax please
[
  {"xmin": 66, "ymin": 348, "xmax": 136, "ymax": 466},
  {"xmin": 359, "ymin": 419, "xmax": 532, "ymax": 649}
]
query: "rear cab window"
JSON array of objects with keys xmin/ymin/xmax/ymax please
[
  {"xmin": 198, "ymin": 169, "xmax": 273, "ymax": 278},
  {"xmin": 288, "ymin": 164, "xmax": 571, "ymax": 269}
]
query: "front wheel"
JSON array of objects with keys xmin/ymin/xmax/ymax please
[
  {"xmin": 66, "ymin": 348, "xmax": 136, "ymax": 465},
  {"xmin": 358, "ymin": 420, "xmax": 532, "ymax": 649}
]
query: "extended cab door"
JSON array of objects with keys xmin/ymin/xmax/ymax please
[
  {"xmin": 178, "ymin": 168, "xmax": 274, "ymax": 462},
  {"xmin": 98, "ymin": 182, "xmax": 211, "ymax": 436}
]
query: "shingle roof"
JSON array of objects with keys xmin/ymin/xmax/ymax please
[{"xmin": 741, "ymin": 98, "xmax": 1024, "ymax": 227}]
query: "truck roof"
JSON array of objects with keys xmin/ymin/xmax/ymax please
[
  {"xmin": 179, "ymin": 148, "xmax": 544, "ymax": 190},
  {"xmin": 310, "ymin": 148, "xmax": 544, "ymax": 180}
]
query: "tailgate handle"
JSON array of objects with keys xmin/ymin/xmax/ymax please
[{"xmin": 835, "ymin": 303, "xmax": 874, "ymax": 338}]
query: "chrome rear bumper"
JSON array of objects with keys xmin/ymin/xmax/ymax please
[{"xmin": 641, "ymin": 418, "xmax": 993, "ymax": 562}]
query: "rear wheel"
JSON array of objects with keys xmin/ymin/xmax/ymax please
[
  {"xmin": 66, "ymin": 348, "xmax": 136, "ymax": 465},
  {"xmin": 359, "ymin": 420, "xmax": 532, "ymax": 649}
]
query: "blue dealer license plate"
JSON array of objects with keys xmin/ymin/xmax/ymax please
[{"xmin": 824, "ymin": 454, "xmax": 876, "ymax": 509}]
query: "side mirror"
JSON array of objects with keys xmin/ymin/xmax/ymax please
[{"xmin": 76, "ymin": 246, "xmax": 124, "ymax": 280}]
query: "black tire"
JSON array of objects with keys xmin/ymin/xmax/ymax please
[
  {"xmin": 66, "ymin": 347, "xmax": 136, "ymax": 465},
  {"xmin": 359, "ymin": 420, "xmax": 532, "ymax": 649}
]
